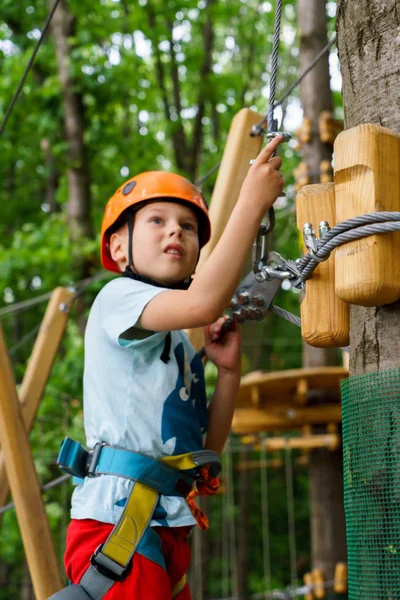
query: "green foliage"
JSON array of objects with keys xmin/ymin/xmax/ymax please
[{"xmin": 0, "ymin": 0, "xmax": 341, "ymax": 596}]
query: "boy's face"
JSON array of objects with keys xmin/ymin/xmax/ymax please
[{"xmin": 127, "ymin": 201, "xmax": 200, "ymax": 286}]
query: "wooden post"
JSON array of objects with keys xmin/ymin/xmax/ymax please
[
  {"xmin": 187, "ymin": 108, "xmax": 264, "ymax": 350},
  {"xmin": 0, "ymin": 287, "xmax": 74, "ymax": 513},
  {"xmin": 0, "ymin": 323, "xmax": 63, "ymax": 599},
  {"xmin": 296, "ymin": 183, "xmax": 349, "ymax": 347},
  {"xmin": 334, "ymin": 124, "xmax": 400, "ymax": 306}
]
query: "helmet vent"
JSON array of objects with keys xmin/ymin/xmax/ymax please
[{"xmin": 122, "ymin": 181, "xmax": 137, "ymax": 195}]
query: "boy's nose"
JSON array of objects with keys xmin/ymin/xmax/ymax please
[{"xmin": 168, "ymin": 223, "xmax": 183, "ymax": 237}]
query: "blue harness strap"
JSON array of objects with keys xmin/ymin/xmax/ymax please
[{"xmin": 49, "ymin": 438, "xmax": 220, "ymax": 600}]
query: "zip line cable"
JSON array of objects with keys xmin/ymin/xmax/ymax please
[
  {"xmin": 274, "ymin": 36, "xmax": 337, "ymax": 110},
  {"xmin": 196, "ymin": 34, "xmax": 336, "ymax": 187},
  {"xmin": 0, "ymin": 0, "xmax": 62, "ymax": 138},
  {"xmin": 0, "ymin": 270, "xmax": 108, "ymax": 320},
  {"xmin": 267, "ymin": 0, "xmax": 283, "ymax": 132}
]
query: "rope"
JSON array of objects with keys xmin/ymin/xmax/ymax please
[
  {"xmin": 274, "ymin": 36, "xmax": 337, "ymax": 109},
  {"xmin": 9, "ymin": 323, "xmax": 41, "ymax": 356},
  {"xmin": 0, "ymin": 0, "xmax": 63, "ymax": 137},
  {"xmin": 267, "ymin": 0, "xmax": 283, "ymax": 130},
  {"xmin": 0, "ymin": 270, "xmax": 108, "ymax": 320},
  {"xmin": 195, "ymin": 31, "xmax": 336, "ymax": 187},
  {"xmin": 284, "ymin": 445, "xmax": 297, "ymax": 595},
  {"xmin": 0, "ymin": 473, "xmax": 70, "ymax": 516},
  {"xmin": 270, "ymin": 305, "xmax": 301, "ymax": 328},
  {"xmin": 260, "ymin": 434, "xmax": 272, "ymax": 595},
  {"xmin": 225, "ymin": 438, "xmax": 239, "ymax": 598}
]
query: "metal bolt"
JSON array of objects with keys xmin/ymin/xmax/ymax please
[
  {"xmin": 240, "ymin": 307, "xmax": 250, "ymax": 319},
  {"xmin": 232, "ymin": 311, "xmax": 245, "ymax": 324},
  {"xmin": 228, "ymin": 299, "xmax": 238, "ymax": 311},
  {"xmin": 59, "ymin": 303, "xmax": 70, "ymax": 313},
  {"xmin": 249, "ymin": 308, "xmax": 263, "ymax": 320},
  {"xmin": 286, "ymin": 409, "xmax": 296, "ymax": 419},
  {"xmin": 303, "ymin": 222, "xmax": 318, "ymax": 252},
  {"xmin": 237, "ymin": 292, "xmax": 249, "ymax": 305},
  {"xmin": 251, "ymin": 295, "xmax": 264, "ymax": 308},
  {"xmin": 319, "ymin": 220, "xmax": 331, "ymax": 238},
  {"xmin": 255, "ymin": 268, "xmax": 270, "ymax": 283}
]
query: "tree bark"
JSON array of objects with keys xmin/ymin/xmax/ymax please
[
  {"xmin": 298, "ymin": 0, "xmax": 347, "ymax": 581},
  {"xmin": 336, "ymin": 0, "xmax": 400, "ymax": 375},
  {"xmin": 49, "ymin": 0, "xmax": 93, "ymax": 246}
]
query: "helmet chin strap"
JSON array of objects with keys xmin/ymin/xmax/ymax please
[
  {"xmin": 122, "ymin": 210, "xmax": 197, "ymax": 364},
  {"xmin": 123, "ymin": 208, "xmax": 193, "ymax": 291}
]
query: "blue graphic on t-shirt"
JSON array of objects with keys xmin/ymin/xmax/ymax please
[
  {"xmin": 161, "ymin": 343, "xmax": 208, "ymax": 455},
  {"xmin": 153, "ymin": 502, "xmax": 169, "ymax": 527}
]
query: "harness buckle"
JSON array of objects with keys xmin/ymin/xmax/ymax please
[
  {"xmin": 86, "ymin": 442, "xmax": 107, "ymax": 477},
  {"xmin": 90, "ymin": 544, "xmax": 130, "ymax": 582}
]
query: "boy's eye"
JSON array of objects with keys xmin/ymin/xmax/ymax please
[
  {"xmin": 182, "ymin": 222, "xmax": 197, "ymax": 232},
  {"xmin": 150, "ymin": 216, "xmax": 163, "ymax": 224}
]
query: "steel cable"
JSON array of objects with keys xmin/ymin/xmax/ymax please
[{"xmin": 0, "ymin": 0, "xmax": 63, "ymax": 137}]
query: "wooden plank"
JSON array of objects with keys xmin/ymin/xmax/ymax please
[
  {"xmin": 0, "ymin": 287, "xmax": 74, "ymax": 513},
  {"xmin": 232, "ymin": 405, "xmax": 342, "ymax": 433},
  {"xmin": 296, "ymin": 183, "xmax": 349, "ymax": 347},
  {"xmin": 334, "ymin": 124, "xmax": 400, "ymax": 306},
  {"xmin": 187, "ymin": 108, "xmax": 264, "ymax": 350},
  {"xmin": 236, "ymin": 366, "xmax": 348, "ymax": 408},
  {"xmin": 0, "ymin": 323, "xmax": 63, "ymax": 598}
]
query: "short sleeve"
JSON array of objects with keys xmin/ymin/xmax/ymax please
[{"xmin": 99, "ymin": 278, "xmax": 168, "ymax": 345}]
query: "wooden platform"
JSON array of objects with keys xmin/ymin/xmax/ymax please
[{"xmin": 232, "ymin": 366, "xmax": 348, "ymax": 434}]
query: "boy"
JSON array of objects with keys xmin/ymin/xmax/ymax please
[{"xmin": 61, "ymin": 135, "xmax": 284, "ymax": 600}]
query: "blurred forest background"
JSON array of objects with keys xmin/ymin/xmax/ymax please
[{"xmin": 0, "ymin": 0, "xmax": 343, "ymax": 598}]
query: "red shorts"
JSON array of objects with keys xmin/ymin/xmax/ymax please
[{"xmin": 65, "ymin": 519, "xmax": 192, "ymax": 599}]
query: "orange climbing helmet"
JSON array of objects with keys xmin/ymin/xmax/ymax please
[{"xmin": 101, "ymin": 171, "xmax": 211, "ymax": 273}]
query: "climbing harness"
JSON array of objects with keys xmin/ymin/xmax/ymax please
[{"xmin": 48, "ymin": 437, "xmax": 221, "ymax": 600}]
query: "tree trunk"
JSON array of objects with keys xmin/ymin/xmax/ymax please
[
  {"xmin": 298, "ymin": 0, "xmax": 347, "ymax": 582},
  {"xmin": 336, "ymin": 3, "xmax": 400, "ymax": 598},
  {"xmin": 336, "ymin": 0, "xmax": 400, "ymax": 375},
  {"xmin": 49, "ymin": 0, "xmax": 93, "ymax": 248}
]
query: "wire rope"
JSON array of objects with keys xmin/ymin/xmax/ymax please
[
  {"xmin": 0, "ymin": 0, "xmax": 63, "ymax": 137},
  {"xmin": 225, "ymin": 437, "xmax": 239, "ymax": 598},
  {"xmin": 8, "ymin": 322, "xmax": 41, "ymax": 356},
  {"xmin": 0, "ymin": 270, "xmax": 108, "ymax": 320},
  {"xmin": 0, "ymin": 473, "xmax": 70, "ymax": 516},
  {"xmin": 260, "ymin": 434, "xmax": 272, "ymax": 595},
  {"xmin": 284, "ymin": 444, "xmax": 298, "ymax": 595},
  {"xmin": 267, "ymin": 0, "xmax": 283, "ymax": 130},
  {"xmin": 222, "ymin": 452, "xmax": 230, "ymax": 598}
]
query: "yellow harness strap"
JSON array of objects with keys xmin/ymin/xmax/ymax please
[
  {"xmin": 172, "ymin": 574, "xmax": 187, "ymax": 598},
  {"xmin": 100, "ymin": 453, "xmax": 198, "ymax": 576}
]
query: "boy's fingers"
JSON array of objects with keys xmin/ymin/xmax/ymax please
[
  {"xmin": 253, "ymin": 135, "xmax": 283, "ymax": 165},
  {"xmin": 268, "ymin": 156, "xmax": 283, "ymax": 170}
]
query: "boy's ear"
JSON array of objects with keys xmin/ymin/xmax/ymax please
[{"xmin": 109, "ymin": 231, "xmax": 128, "ymax": 265}]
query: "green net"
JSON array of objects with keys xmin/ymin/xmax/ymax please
[{"xmin": 342, "ymin": 369, "xmax": 400, "ymax": 599}]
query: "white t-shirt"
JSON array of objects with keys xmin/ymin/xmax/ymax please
[{"xmin": 71, "ymin": 277, "xmax": 208, "ymax": 527}]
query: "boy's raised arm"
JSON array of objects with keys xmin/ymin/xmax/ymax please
[{"xmin": 139, "ymin": 135, "xmax": 284, "ymax": 332}]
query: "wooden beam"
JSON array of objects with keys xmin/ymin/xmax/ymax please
[
  {"xmin": 296, "ymin": 183, "xmax": 349, "ymax": 347},
  {"xmin": 236, "ymin": 366, "xmax": 348, "ymax": 409},
  {"xmin": 232, "ymin": 405, "xmax": 342, "ymax": 434},
  {"xmin": 0, "ymin": 322, "xmax": 63, "ymax": 598},
  {"xmin": 0, "ymin": 287, "xmax": 74, "ymax": 513},
  {"xmin": 187, "ymin": 108, "xmax": 264, "ymax": 350}
]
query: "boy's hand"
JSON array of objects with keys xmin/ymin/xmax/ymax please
[
  {"xmin": 240, "ymin": 135, "xmax": 285, "ymax": 213},
  {"xmin": 203, "ymin": 316, "xmax": 242, "ymax": 374}
]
